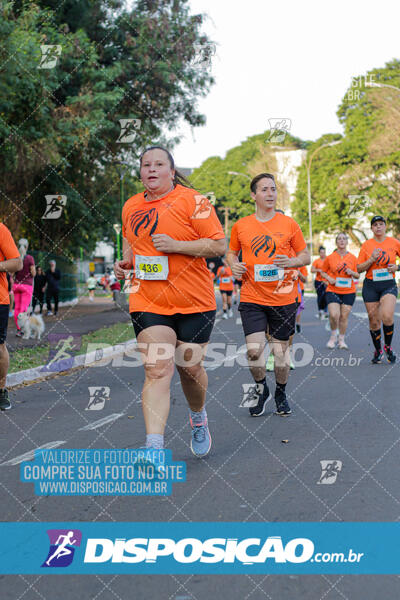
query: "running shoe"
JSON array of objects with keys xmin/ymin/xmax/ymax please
[
  {"xmin": 296, "ymin": 324, "xmax": 301, "ymax": 333},
  {"xmin": 228, "ymin": 309, "xmax": 233, "ymax": 317},
  {"xmin": 222, "ymin": 313, "xmax": 228, "ymax": 320},
  {"xmin": 322, "ymin": 313, "xmax": 329, "ymax": 320},
  {"xmin": 249, "ymin": 383, "xmax": 272, "ymax": 417},
  {"xmin": 384, "ymin": 345, "xmax": 396, "ymax": 364},
  {"xmin": 190, "ymin": 416, "xmax": 212, "ymax": 457},
  {"xmin": 326, "ymin": 333, "xmax": 337, "ymax": 349},
  {"xmin": 15, "ymin": 330, "xmax": 23, "ymax": 338},
  {"xmin": 371, "ymin": 350, "xmax": 383, "ymax": 364},
  {"xmin": 47, "ymin": 311, "xmax": 53, "ymax": 316},
  {"xmin": 139, "ymin": 449, "xmax": 166, "ymax": 476},
  {"xmin": 0, "ymin": 389, "xmax": 11, "ymax": 411},
  {"xmin": 266, "ymin": 353, "xmax": 274, "ymax": 371},
  {"xmin": 325, "ymin": 320, "xmax": 331, "ymax": 331},
  {"xmin": 338, "ymin": 337, "xmax": 348, "ymax": 350},
  {"xmin": 290, "ymin": 360, "xmax": 295, "ymax": 370},
  {"xmin": 275, "ymin": 390, "xmax": 291, "ymax": 416}
]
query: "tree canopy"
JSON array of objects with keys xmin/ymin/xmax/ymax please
[{"xmin": 1, "ymin": 0, "xmax": 214, "ymax": 258}]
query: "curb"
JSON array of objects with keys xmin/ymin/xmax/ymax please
[{"xmin": 7, "ymin": 339, "xmax": 137, "ymax": 389}]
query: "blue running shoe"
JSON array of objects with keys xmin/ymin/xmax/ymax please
[
  {"xmin": 138, "ymin": 449, "xmax": 166, "ymax": 477},
  {"xmin": 190, "ymin": 416, "xmax": 212, "ymax": 457}
]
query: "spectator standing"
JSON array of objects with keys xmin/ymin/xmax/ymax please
[
  {"xmin": 13, "ymin": 239, "xmax": 35, "ymax": 336},
  {"xmin": 45, "ymin": 260, "xmax": 61, "ymax": 316},
  {"xmin": 32, "ymin": 266, "xmax": 47, "ymax": 314}
]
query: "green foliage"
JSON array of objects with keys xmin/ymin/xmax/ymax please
[
  {"xmin": 1, "ymin": 0, "xmax": 214, "ymax": 257},
  {"xmin": 294, "ymin": 59, "xmax": 400, "ymax": 246}
]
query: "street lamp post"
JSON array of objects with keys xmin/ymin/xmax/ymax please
[
  {"xmin": 306, "ymin": 140, "xmax": 341, "ymax": 257},
  {"xmin": 113, "ymin": 223, "xmax": 122, "ymax": 261},
  {"xmin": 228, "ymin": 171, "xmax": 251, "ymax": 180}
]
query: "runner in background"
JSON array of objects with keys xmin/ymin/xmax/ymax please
[
  {"xmin": 296, "ymin": 266, "xmax": 308, "ymax": 333},
  {"xmin": 0, "ymin": 224, "xmax": 22, "ymax": 410},
  {"xmin": 216, "ymin": 258, "xmax": 234, "ymax": 318},
  {"xmin": 227, "ymin": 172, "xmax": 310, "ymax": 417},
  {"xmin": 311, "ymin": 246, "xmax": 328, "ymax": 320},
  {"xmin": 86, "ymin": 274, "xmax": 97, "ymax": 301},
  {"xmin": 321, "ymin": 233, "xmax": 359, "ymax": 349},
  {"xmin": 233, "ymin": 250, "xmax": 243, "ymax": 304},
  {"xmin": 357, "ymin": 216, "xmax": 400, "ymax": 363},
  {"xmin": 114, "ymin": 146, "xmax": 226, "ymax": 458}
]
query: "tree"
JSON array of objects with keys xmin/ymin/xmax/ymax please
[{"xmin": 1, "ymin": 0, "xmax": 215, "ymax": 257}]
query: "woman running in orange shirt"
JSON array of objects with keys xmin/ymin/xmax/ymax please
[
  {"xmin": 321, "ymin": 233, "xmax": 359, "ymax": 349},
  {"xmin": 114, "ymin": 146, "xmax": 226, "ymax": 457},
  {"xmin": 357, "ymin": 216, "xmax": 400, "ymax": 364},
  {"xmin": 216, "ymin": 258, "xmax": 234, "ymax": 318}
]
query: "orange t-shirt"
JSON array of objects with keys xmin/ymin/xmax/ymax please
[
  {"xmin": 322, "ymin": 251, "xmax": 357, "ymax": 294},
  {"xmin": 122, "ymin": 185, "xmax": 225, "ymax": 314},
  {"xmin": 312, "ymin": 258, "xmax": 327, "ymax": 282},
  {"xmin": 229, "ymin": 213, "xmax": 307, "ymax": 307},
  {"xmin": 298, "ymin": 266, "xmax": 308, "ymax": 292},
  {"xmin": 357, "ymin": 237, "xmax": 400, "ymax": 280},
  {"xmin": 0, "ymin": 224, "xmax": 20, "ymax": 304},
  {"xmin": 216, "ymin": 266, "xmax": 234, "ymax": 291}
]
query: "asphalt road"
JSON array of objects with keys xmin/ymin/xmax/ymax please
[{"xmin": 1, "ymin": 294, "xmax": 399, "ymax": 598}]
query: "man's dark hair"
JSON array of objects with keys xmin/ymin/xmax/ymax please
[
  {"xmin": 250, "ymin": 173, "xmax": 276, "ymax": 194},
  {"xmin": 318, "ymin": 246, "xmax": 325, "ymax": 252},
  {"xmin": 140, "ymin": 146, "xmax": 192, "ymax": 188}
]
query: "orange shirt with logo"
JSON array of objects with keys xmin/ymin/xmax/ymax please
[
  {"xmin": 322, "ymin": 251, "xmax": 357, "ymax": 294},
  {"xmin": 216, "ymin": 266, "xmax": 234, "ymax": 291},
  {"xmin": 122, "ymin": 185, "xmax": 225, "ymax": 315},
  {"xmin": 229, "ymin": 213, "xmax": 307, "ymax": 307},
  {"xmin": 312, "ymin": 258, "xmax": 327, "ymax": 282},
  {"xmin": 0, "ymin": 224, "xmax": 20, "ymax": 304},
  {"xmin": 357, "ymin": 237, "xmax": 400, "ymax": 280}
]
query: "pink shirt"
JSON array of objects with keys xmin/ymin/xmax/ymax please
[{"xmin": 14, "ymin": 255, "xmax": 34, "ymax": 286}]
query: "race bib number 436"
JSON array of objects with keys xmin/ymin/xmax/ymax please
[{"xmin": 135, "ymin": 255, "xmax": 169, "ymax": 280}]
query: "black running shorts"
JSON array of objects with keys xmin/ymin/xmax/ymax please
[
  {"xmin": 0, "ymin": 304, "xmax": 9, "ymax": 344},
  {"xmin": 234, "ymin": 279, "xmax": 243, "ymax": 287},
  {"xmin": 362, "ymin": 277, "xmax": 398, "ymax": 303},
  {"xmin": 220, "ymin": 290, "xmax": 233, "ymax": 296},
  {"xmin": 238, "ymin": 302, "xmax": 297, "ymax": 341},
  {"xmin": 130, "ymin": 310, "xmax": 216, "ymax": 344},
  {"xmin": 325, "ymin": 292, "xmax": 356, "ymax": 306}
]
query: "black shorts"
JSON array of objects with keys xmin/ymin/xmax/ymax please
[
  {"xmin": 0, "ymin": 304, "xmax": 9, "ymax": 344},
  {"xmin": 220, "ymin": 290, "xmax": 233, "ymax": 296},
  {"xmin": 238, "ymin": 302, "xmax": 297, "ymax": 341},
  {"xmin": 234, "ymin": 279, "xmax": 243, "ymax": 287},
  {"xmin": 362, "ymin": 277, "xmax": 398, "ymax": 303},
  {"xmin": 326, "ymin": 292, "xmax": 356, "ymax": 306},
  {"xmin": 130, "ymin": 310, "xmax": 216, "ymax": 344}
]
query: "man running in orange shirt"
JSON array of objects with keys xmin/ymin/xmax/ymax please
[
  {"xmin": 311, "ymin": 246, "xmax": 328, "ymax": 319},
  {"xmin": 0, "ymin": 224, "xmax": 23, "ymax": 410},
  {"xmin": 227, "ymin": 173, "xmax": 310, "ymax": 417},
  {"xmin": 216, "ymin": 258, "xmax": 234, "ymax": 318}
]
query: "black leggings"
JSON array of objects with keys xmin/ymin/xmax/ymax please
[
  {"xmin": 314, "ymin": 280, "xmax": 327, "ymax": 311},
  {"xmin": 46, "ymin": 289, "xmax": 59, "ymax": 314},
  {"xmin": 32, "ymin": 291, "xmax": 44, "ymax": 313}
]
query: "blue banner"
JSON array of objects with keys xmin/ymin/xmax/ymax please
[{"xmin": 0, "ymin": 522, "xmax": 398, "ymax": 574}]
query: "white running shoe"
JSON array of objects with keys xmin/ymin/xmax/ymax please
[
  {"xmin": 326, "ymin": 334, "xmax": 337, "ymax": 349},
  {"xmin": 338, "ymin": 336, "xmax": 348, "ymax": 350},
  {"xmin": 228, "ymin": 309, "xmax": 233, "ymax": 317},
  {"xmin": 222, "ymin": 313, "xmax": 228, "ymax": 319}
]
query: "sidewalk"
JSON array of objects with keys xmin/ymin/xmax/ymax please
[{"xmin": 7, "ymin": 294, "xmax": 131, "ymax": 354}]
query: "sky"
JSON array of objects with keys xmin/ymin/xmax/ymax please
[{"xmin": 171, "ymin": 0, "xmax": 400, "ymax": 168}]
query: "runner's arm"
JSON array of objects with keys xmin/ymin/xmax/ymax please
[
  {"xmin": 298, "ymin": 272, "xmax": 307, "ymax": 283},
  {"xmin": 114, "ymin": 238, "xmax": 134, "ymax": 279},
  {"xmin": 0, "ymin": 257, "xmax": 23, "ymax": 273},
  {"xmin": 357, "ymin": 256, "xmax": 375, "ymax": 273},
  {"xmin": 275, "ymin": 249, "xmax": 310, "ymax": 268},
  {"xmin": 152, "ymin": 235, "xmax": 226, "ymax": 258},
  {"xmin": 320, "ymin": 270, "xmax": 335, "ymax": 285}
]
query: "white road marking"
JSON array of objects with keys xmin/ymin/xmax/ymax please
[
  {"xmin": 353, "ymin": 312, "xmax": 368, "ymax": 319},
  {"xmin": 78, "ymin": 413, "xmax": 124, "ymax": 431},
  {"xmin": 1, "ymin": 440, "xmax": 66, "ymax": 466}
]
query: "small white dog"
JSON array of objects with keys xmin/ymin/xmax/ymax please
[{"xmin": 17, "ymin": 312, "xmax": 45, "ymax": 340}]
